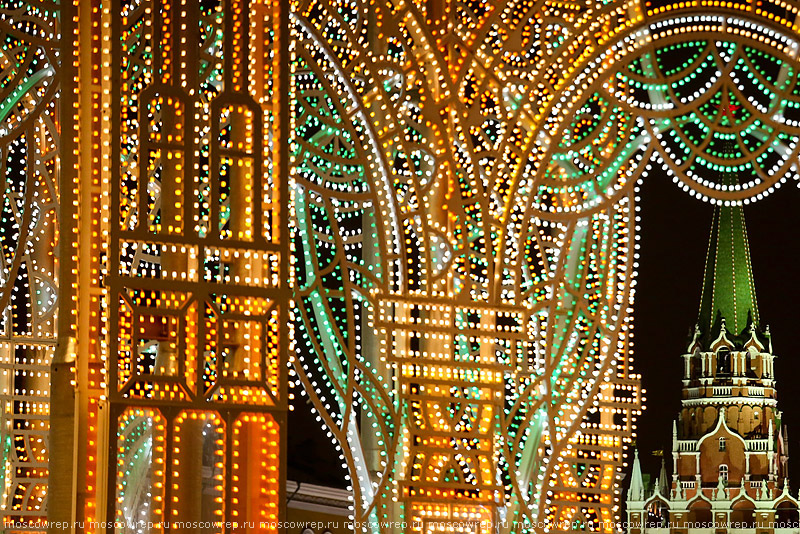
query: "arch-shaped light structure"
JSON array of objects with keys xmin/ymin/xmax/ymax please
[{"xmin": 291, "ymin": 0, "xmax": 800, "ymax": 533}]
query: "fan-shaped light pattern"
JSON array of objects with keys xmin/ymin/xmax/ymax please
[
  {"xmin": 291, "ymin": 0, "xmax": 800, "ymax": 533},
  {"xmin": 551, "ymin": 14, "xmax": 800, "ymax": 208}
]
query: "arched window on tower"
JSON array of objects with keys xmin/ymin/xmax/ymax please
[
  {"xmin": 719, "ymin": 437, "xmax": 726, "ymax": 452},
  {"xmin": 691, "ymin": 354, "xmax": 701, "ymax": 380},
  {"xmin": 717, "ymin": 348, "xmax": 731, "ymax": 375},
  {"xmin": 646, "ymin": 500, "xmax": 669, "ymax": 529},
  {"xmin": 732, "ymin": 500, "xmax": 755, "ymax": 528},
  {"xmin": 689, "ymin": 500, "xmax": 712, "ymax": 527},
  {"xmin": 776, "ymin": 501, "xmax": 799, "ymax": 528},
  {"xmin": 719, "ymin": 464, "xmax": 729, "ymax": 484}
]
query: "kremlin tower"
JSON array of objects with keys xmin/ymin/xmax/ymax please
[{"xmin": 626, "ymin": 195, "xmax": 797, "ymax": 531}]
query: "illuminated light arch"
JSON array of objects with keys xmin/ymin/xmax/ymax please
[
  {"xmin": 291, "ymin": 0, "xmax": 642, "ymax": 531},
  {"xmin": 539, "ymin": 13, "xmax": 800, "ymax": 212},
  {"xmin": 0, "ymin": 0, "xmax": 797, "ymax": 531},
  {"xmin": 291, "ymin": 1, "xmax": 800, "ymax": 533}
]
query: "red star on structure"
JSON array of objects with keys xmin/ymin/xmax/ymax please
[{"xmin": 714, "ymin": 102, "xmax": 741, "ymax": 118}]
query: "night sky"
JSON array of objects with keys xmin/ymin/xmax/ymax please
[{"xmin": 288, "ymin": 165, "xmax": 800, "ymax": 495}]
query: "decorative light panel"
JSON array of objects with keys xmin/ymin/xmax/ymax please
[
  {"xmin": 290, "ymin": 0, "xmax": 800, "ymax": 532},
  {"xmin": 0, "ymin": 2, "xmax": 59, "ymax": 529},
  {"xmin": 103, "ymin": 0, "xmax": 289, "ymax": 528}
]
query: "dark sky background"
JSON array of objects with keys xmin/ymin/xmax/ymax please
[{"xmin": 288, "ymin": 165, "xmax": 800, "ymax": 494}]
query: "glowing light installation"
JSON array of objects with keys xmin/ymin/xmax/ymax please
[
  {"xmin": 291, "ymin": 0, "xmax": 800, "ymax": 532},
  {"xmin": 49, "ymin": 0, "xmax": 290, "ymax": 531},
  {"xmin": 104, "ymin": 0, "xmax": 288, "ymax": 528},
  {"xmin": 0, "ymin": 1, "xmax": 59, "ymax": 528},
  {"xmin": 0, "ymin": 0, "xmax": 797, "ymax": 531},
  {"xmin": 291, "ymin": 0, "xmax": 643, "ymax": 531}
]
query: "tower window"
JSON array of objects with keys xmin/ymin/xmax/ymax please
[
  {"xmin": 719, "ymin": 437, "xmax": 726, "ymax": 451},
  {"xmin": 717, "ymin": 349, "xmax": 731, "ymax": 375},
  {"xmin": 719, "ymin": 464, "xmax": 729, "ymax": 483}
]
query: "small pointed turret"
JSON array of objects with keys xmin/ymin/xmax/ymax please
[
  {"xmin": 769, "ymin": 419, "xmax": 774, "ymax": 448},
  {"xmin": 657, "ymin": 458, "xmax": 669, "ymax": 496},
  {"xmin": 672, "ymin": 420, "xmax": 678, "ymax": 449},
  {"xmin": 628, "ymin": 450, "xmax": 645, "ymax": 501}
]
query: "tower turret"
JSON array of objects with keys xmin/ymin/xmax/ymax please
[{"xmin": 628, "ymin": 450, "xmax": 645, "ymax": 502}]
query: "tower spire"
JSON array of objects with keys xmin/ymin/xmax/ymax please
[
  {"xmin": 628, "ymin": 449, "xmax": 645, "ymax": 501},
  {"xmin": 697, "ymin": 157, "xmax": 759, "ymax": 337}
]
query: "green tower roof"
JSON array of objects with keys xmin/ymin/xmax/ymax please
[{"xmin": 697, "ymin": 200, "xmax": 759, "ymax": 337}]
